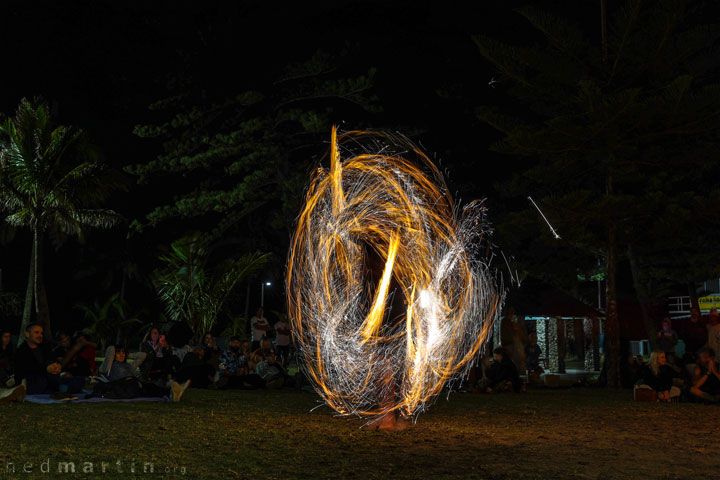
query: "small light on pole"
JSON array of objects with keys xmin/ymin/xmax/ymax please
[{"xmin": 261, "ymin": 281, "xmax": 272, "ymax": 307}]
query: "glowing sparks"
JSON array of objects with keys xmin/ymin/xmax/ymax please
[{"xmin": 286, "ymin": 128, "xmax": 504, "ymax": 421}]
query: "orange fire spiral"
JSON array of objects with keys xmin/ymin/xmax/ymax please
[{"xmin": 286, "ymin": 128, "xmax": 503, "ymax": 420}]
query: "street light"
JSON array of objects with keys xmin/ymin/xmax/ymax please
[{"xmin": 261, "ymin": 281, "xmax": 272, "ymax": 307}]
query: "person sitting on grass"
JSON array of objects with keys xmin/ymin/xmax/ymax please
[
  {"xmin": 481, "ymin": 347, "xmax": 522, "ymax": 393},
  {"xmin": 256, "ymin": 351, "xmax": 293, "ymax": 389},
  {"xmin": 53, "ymin": 331, "xmax": 97, "ymax": 377},
  {"xmin": 689, "ymin": 347, "xmax": 720, "ymax": 403},
  {"xmin": 0, "ymin": 329, "xmax": 16, "ymax": 387},
  {"xmin": 14, "ymin": 323, "xmax": 84, "ymax": 396},
  {"xmin": 91, "ymin": 345, "xmax": 189, "ymax": 402},
  {"xmin": 215, "ymin": 337, "xmax": 265, "ymax": 389},
  {"xmin": 637, "ymin": 350, "xmax": 683, "ymax": 402},
  {"xmin": 140, "ymin": 327, "xmax": 176, "ymax": 381},
  {"xmin": 201, "ymin": 332, "xmax": 221, "ymax": 369},
  {"xmin": 253, "ymin": 338, "xmax": 273, "ymax": 362},
  {"xmin": 98, "ymin": 345, "xmax": 146, "ymax": 380},
  {"xmin": 175, "ymin": 345, "xmax": 215, "ymax": 388}
]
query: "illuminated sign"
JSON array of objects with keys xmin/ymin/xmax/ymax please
[{"xmin": 698, "ymin": 294, "xmax": 720, "ymax": 312}]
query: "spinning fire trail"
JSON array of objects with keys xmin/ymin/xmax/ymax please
[{"xmin": 286, "ymin": 128, "xmax": 504, "ymax": 420}]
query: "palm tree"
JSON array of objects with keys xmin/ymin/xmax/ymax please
[
  {"xmin": 155, "ymin": 232, "xmax": 268, "ymax": 343},
  {"xmin": 0, "ymin": 98, "xmax": 122, "ymax": 341}
]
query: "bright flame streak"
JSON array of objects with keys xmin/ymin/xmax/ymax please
[
  {"xmin": 329, "ymin": 125, "xmax": 344, "ymax": 216},
  {"xmin": 286, "ymin": 128, "xmax": 504, "ymax": 421},
  {"xmin": 361, "ymin": 235, "xmax": 400, "ymax": 340}
]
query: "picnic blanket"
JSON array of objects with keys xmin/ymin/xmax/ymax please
[{"xmin": 25, "ymin": 393, "xmax": 169, "ymax": 404}]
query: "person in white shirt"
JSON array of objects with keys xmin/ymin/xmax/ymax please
[
  {"xmin": 274, "ymin": 314, "xmax": 292, "ymax": 367},
  {"xmin": 251, "ymin": 307, "xmax": 271, "ymax": 351}
]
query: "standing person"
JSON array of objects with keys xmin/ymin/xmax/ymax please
[
  {"xmin": 274, "ymin": 314, "xmax": 292, "ymax": 367},
  {"xmin": 680, "ymin": 307, "xmax": 707, "ymax": 362},
  {"xmin": 14, "ymin": 323, "xmax": 84, "ymax": 395},
  {"xmin": 500, "ymin": 308, "xmax": 527, "ymax": 372},
  {"xmin": 707, "ymin": 309, "xmax": 720, "ymax": 360},
  {"xmin": 657, "ymin": 318, "xmax": 678, "ymax": 355},
  {"xmin": 250, "ymin": 307, "xmax": 271, "ymax": 351},
  {"xmin": 0, "ymin": 329, "xmax": 16, "ymax": 387},
  {"xmin": 524, "ymin": 332, "xmax": 543, "ymax": 374}
]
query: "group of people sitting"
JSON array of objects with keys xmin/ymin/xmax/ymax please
[
  {"xmin": 628, "ymin": 308, "xmax": 720, "ymax": 403},
  {"xmin": 0, "ymin": 323, "xmax": 191, "ymax": 403},
  {"xmin": 632, "ymin": 347, "xmax": 720, "ymax": 403},
  {"xmin": 0, "ymin": 309, "xmax": 299, "ymax": 404}
]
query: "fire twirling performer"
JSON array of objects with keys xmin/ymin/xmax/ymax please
[{"xmin": 287, "ymin": 127, "xmax": 503, "ymax": 426}]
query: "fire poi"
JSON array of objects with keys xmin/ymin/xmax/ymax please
[{"xmin": 286, "ymin": 127, "xmax": 503, "ymax": 423}]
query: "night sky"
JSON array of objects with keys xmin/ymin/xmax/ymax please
[{"xmin": 0, "ymin": 1, "xmax": 610, "ymax": 332}]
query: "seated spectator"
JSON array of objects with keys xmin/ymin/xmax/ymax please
[
  {"xmin": 175, "ymin": 346, "xmax": 215, "ymax": 388},
  {"xmin": 90, "ymin": 345, "xmax": 189, "ymax": 402},
  {"xmin": 256, "ymin": 351, "xmax": 293, "ymax": 389},
  {"xmin": 690, "ymin": 347, "xmax": 720, "ymax": 403},
  {"xmin": 251, "ymin": 338, "xmax": 274, "ymax": 370},
  {"xmin": 480, "ymin": 347, "xmax": 522, "ymax": 393},
  {"xmin": 524, "ymin": 332, "xmax": 543, "ymax": 374},
  {"xmin": 657, "ymin": 318, "xmax": 678, "ymax": 355},
  {"xmin": 201, "ymin": 332, "xmax": 221, "ymax": 369},
  {"xmin": 14, "ymin": 323, "xmax": 84, "ymax": 395},
  {"xmin": 0, "ymin": 329, "xmax": 16, "ymax": 387},
  {"xmin": 98, "ymin": 345, "xmax": 146, "ymax": 379},
  {"xmin": 621, "ymin": 353, "xmax": 641, "ymax": 388},
  {"xmin": 242, "ymin": 340, "xmax": 257, "ymax": 371},
  {"xmin": 140, "ymin": 327, "xmax": 177, "ymax": 381},
  {"xmin": 216, "ymin": 337, "xmax": 264, "ymax": 389},
  {"xmin": 53, "ymin": 331, "xmax": 97, "ymax": 377},
  {"xmin": 637, "ymin": 350, "xmax": 682, "ymax": 402}
]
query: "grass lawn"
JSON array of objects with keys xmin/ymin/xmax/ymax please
[{"xmin": 1, "ymin": 386, "xmax": 718, "ymax": 479}]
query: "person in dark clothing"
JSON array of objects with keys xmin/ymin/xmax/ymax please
[
  {"xmin": 174, "ymin": 346, "xmax": 215, "ymax": 387},
  {"xmin": 621, "ymin": 353, "xmax": 642, "ymax": 388},
  {"xmin": 201, "ymin": 332, "xmax": 221, "ymax": 369},
  {"xmin": 140, "ymin": 327, "xmax": 177, "ymax": 381},
  {"xmin": 680, "ymin": 308, "xmax": 707, "ymax": 361},
  {"xmin": 637, "ymin": 350, "xmax": 682, "ymax": 402},
  {"xmin": 481, "ymin": 347, "xmax": 522, "ymax": 393},
  {"xmin": 0, "ymin": 329, "xmax": 16, "ymax": 386},
  {"xmin": 14, "ymin": 323, "xmax": 84, "ymax": 395},
  {"xmin": 657, "ymin": 318, "xmax": 678, "ymax": 355},
  {"xmin": 524, "ymin": 333, "xmax": 543, "ymax": 373},
  {"xmin": 690, "ymin": 347, "xmax": 720, "ymax": 403}
]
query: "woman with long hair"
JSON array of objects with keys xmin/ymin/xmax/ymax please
[{"xmin": 638, "ymin": 350, "xmax": 682, "ymax": 402}]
